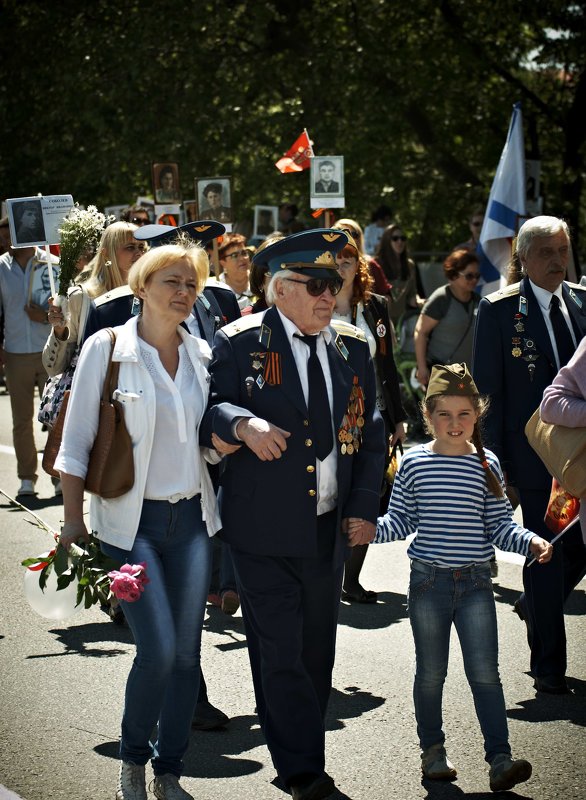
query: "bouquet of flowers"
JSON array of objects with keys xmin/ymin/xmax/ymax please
[{"xmin": 56, "ymin": 204, "xmax": 111, "ymax": 297}]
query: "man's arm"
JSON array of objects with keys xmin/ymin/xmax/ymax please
[{"xmin": 472, "ymin": 297, "xmax": 505, "ymax": 462}]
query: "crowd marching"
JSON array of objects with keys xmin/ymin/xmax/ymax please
[{"xmin": 1, "ymin": 201, "xmax": 584, "ymax": 800}]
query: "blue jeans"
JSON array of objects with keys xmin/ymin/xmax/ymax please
[
  {"xmin": 101, "ymin": 497, "xmax": 211, "ymax": 777},
  {"xmin": 408, "ymin": 559, "xmax": 510, "ymax": 763}
]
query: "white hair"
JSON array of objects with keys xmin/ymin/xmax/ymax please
[
  {"xmin": 517, "ymin": 216, "xmax": 569, "ymax": 262},
  {"xmin": 266, "ymin": 269, "xmax": 296, "ymax": 305}
]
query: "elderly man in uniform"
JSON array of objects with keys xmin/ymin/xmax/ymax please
[
  {"xmin": 202, "ymin": 229, "xmax": 385, "ymax": 800},
  {"xmin": 473, "ymin": 215, "xmax": 586, "ymax": 695}
]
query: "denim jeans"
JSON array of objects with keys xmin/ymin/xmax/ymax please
[
  {"xmin": 101, "ymin": 496, "xmax": 211, "ymax": 777},
  {"xmin": 408, "ymin": 559, "xmax": 511, "ymax": 763}
]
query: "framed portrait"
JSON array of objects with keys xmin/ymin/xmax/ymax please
[
  {"xmin": 183, "ymin": 199, "xmax": 198, "ymax": 224},
  {"xmin": 310, "ymin": 155, "xmax": 345, "ymax": 209},
  {"xmin": 196, "ymin": 176, "xmax": 232, "ymax": 225},
  {"xmin": 253, "ymin": 205, "xmax": 279, "ymax": 239},
  {"xmin": 104, "ymin": 204, "xmax": 128, "ymax": 222},
  {"xmin": 7, "ymin": 194, "xmax": 73, "ymax": 247},
  {"xmin": 152, "ymin": 162, "xmax": 181, "ymax": 204}
]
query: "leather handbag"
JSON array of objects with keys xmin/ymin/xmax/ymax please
[
  {"xmin": 43, "ymin": 329, "xmax": 135, "ymax": 499},
  {"xmin": 525, "ymin": 406, "xmax": 586, "ymax": 497}
]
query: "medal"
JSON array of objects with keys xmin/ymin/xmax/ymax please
[
  {"xmin": 512, "ymin": 347, "xmax": 522, "ymax": 357},
  {"xmin": 514, "ymin": 320, "xmax": 525, "ymax": 333},
  {"xmin": 376, "ymin": 321, "xmax": 386, "ymax": 338}
]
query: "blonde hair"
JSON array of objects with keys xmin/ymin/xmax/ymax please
[
  {"xmin": 82, "ymin": 221, "xmax": 138, "ymax": 298},
  {"xmin": 421, "ymin": 394, "xmax": 504, "ymax": 498},
  {"xmin": 332, "ymin": 218, "xmax": 366, "ymax": 254},
  {"xmin": 127, "ymin": 237, "xmax": 209, "ymax": 298}
]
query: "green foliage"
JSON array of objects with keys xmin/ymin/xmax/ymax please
[{"xmin": 1, "ymin": 0, "xmax": 584, "ymax": 256}]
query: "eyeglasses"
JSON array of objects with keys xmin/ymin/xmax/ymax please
[
  {"xmin": 283, "ymin": 276, "xmax": 344, "ymax": 296},
  {"xmin": 132, "ymin": 217, "xmax": 149, "ymax": 226},
  {"xmin": 391, "ymin": 235, "xmax": 407, "ymax": 242},
  {"xmin": 224, "ymin": 249, "xmax": 251, "ymax": 261},
  {"xmin": 458, "ymin": 271, "xmax": 481, "ymax": 281}
]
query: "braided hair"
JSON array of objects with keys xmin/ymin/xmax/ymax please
[{"xmin": 422, "ymin": 394, "xmax": 504, "ymax": 498}]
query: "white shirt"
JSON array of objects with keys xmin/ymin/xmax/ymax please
[
  {"xmin": 138, "ymin": 339, "xmax": 203, "ymax": 501},
  {"xmin": 277, "ymin": 308, "xmax": 338, "ymax": 515},
  {"xmin": 529, "ymin": 279, "xmax": 577, "ymax": 370},
  {"xmin": 0, "ymin": 248, "xmax": 59, "ymax": 352}
]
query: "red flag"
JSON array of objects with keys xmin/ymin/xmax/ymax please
[{"xmin": 275, "ymin": 129, "xmax": 314, "ymax": 173}]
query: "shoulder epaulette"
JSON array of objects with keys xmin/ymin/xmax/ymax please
[
  {"xmin": 484, "ymin": 282, "xmax": 520, "ymax": 303},
  {"xmin": 330, "ymin": 318, "xmax": 367, "ymax": 342},
  {"xmin": 205, "ymin": 278, "xmax": 233, "ymax": 293},
  {"xmin": 94, "ymin": 285, "xmax": 134, "ymax": 307},
  {"xmin": 566, "ymin": 280, "xmax": 584, "ymax": 291},
  {"xmin": 221, "ymin": 312, "xmax": 264, "ymax": 337}
]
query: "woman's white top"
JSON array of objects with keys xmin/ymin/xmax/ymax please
[{"xmin": 55, "ymin": 315, "xmax": 221, "ymax": 549}]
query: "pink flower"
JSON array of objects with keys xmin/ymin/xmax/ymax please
[{"xmin": 108, "ymin": 562, "xmax": 149, "ymax": 603}]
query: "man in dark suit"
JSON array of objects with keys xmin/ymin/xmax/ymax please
[
  {"xmin": 202, "ymin": 230, "xmax": 385, "ymax": 800},
  {"xmin": 83, "ymin": 221, "xmax": 240, "ymax": 340},
  {"xmin": 473, "ymin": 215, "xmax": 586, "ymax": 695},
  {"xmin": 314, "ymin": 160, "xmax": 340, "ymax": 194}
]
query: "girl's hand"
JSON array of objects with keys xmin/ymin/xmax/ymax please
[
  {"xmin": 529, "ymin": 536, "xmax": 553, "ymax": 564},
  {"xmin": 59, "ymin": 520, "xmax": 90, "ymax": 551},
  {"xmin": 346, "ymin": 517, "xmax": 376, "ymax": 545}
]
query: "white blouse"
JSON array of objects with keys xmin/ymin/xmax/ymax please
[{"xmin": 139, "ymin": 339, "xmax": 203, "ymax": 501}]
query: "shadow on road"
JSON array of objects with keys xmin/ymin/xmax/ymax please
[{"xmin": 338, "ymin": 590, "xmax": 407, "ymax": 630}]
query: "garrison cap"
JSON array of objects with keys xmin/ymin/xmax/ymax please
[
  {"xmin": 252, "ymin": 228, "xmax": 349, "ymax": 279},
  {"xmin": 425, "ymin": 363, "xmax": 479, "ymax": 400},
  {"xmin": 134, "ymin": 220, "xmax": 226, "ymax": 247}
]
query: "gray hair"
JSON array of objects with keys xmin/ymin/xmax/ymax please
[
  {"xmin": 266, "ymin": 269, "xmax": 296, "ymax": 305},
  {"xmin": 516, "ymin": 216, "xmax": 570, "ymax": 262}
]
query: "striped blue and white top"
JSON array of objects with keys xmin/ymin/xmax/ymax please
[{"xmin": 375, "ymin": 444, "xmax": 535, "ymax": 567}]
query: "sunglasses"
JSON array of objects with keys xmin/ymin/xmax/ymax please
[
  {"xmin": 391, "ymin": 235, "xmax": 407, "ymax": 242},
  {"xmin": 224, "ymin": 249, "xmax": 251, "ymax": 261},
  {"xmin": 132, "ymin": 217, "xmax": 149, "ymax": 226},
  {"xmin": 283, "ymin": 276, "xmax": 344, "ymax": 296},
  {"xmin": 458, "ymin": 271, "xmax": 481, "ymax": 281}
]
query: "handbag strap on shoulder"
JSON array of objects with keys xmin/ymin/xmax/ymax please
[{"xmin": 101, "ymin": 329, "xmax": 119, "ymax": 402}]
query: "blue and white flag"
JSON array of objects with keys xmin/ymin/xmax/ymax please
[{"xmin": 478, "ymin": 103, "xmax": 527, "ymax": 295}]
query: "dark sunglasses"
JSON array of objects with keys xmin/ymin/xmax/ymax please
[
  {"xmin": 132, "ymin": 217, "xmax": 149, "ymax": 226},
  {"xmin": 458, "ymin": 271, "xmax": 481, "ymax": 281},
  {"xmin": 391, "ymin": 235, "xmax": 407, "ymax": 242},
  {"xmin": 283, "ymin": 276, "xmax": 344, "ymax": 296}
]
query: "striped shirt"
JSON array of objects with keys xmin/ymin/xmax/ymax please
[{"xmin": 375, "ymin": 443, "xmax": 535, "ymax": 567}]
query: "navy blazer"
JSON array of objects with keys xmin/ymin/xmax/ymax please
[
  {"xmin": 202, "ymin": 306, "xmax": 386, "ymax": 563},
  {"xmin": 82, "ymin": 285, "xmax": 237, "ymax": 347},
  {"xmin": 473, "ymin": 277, "xmax": 586, "ymax": 490}
]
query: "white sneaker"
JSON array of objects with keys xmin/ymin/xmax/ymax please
[
  {"xmin": 17, "ymin": 479, "xmax": 37, "ymax": 496},
  {"xmin": 421, "ymin": 743, "xmax": 457, "ymax": 780},
  {"xmin": 489, "ymin": 753, "xmax": 532, "ymax": 792},
  {"xmin": 151, "ymin": 774, "xmax": 194, "ymax": 800},
  {"xmin": 116, "ymin": 762, "xmax": 147, "ymax": 800}
]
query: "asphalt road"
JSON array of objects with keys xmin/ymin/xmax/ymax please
[{"xmin": 0, "ymin": 385, "xmax": 584, "ymax": 800}]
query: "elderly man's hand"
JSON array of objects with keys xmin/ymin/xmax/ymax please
[
  {"xmin": 345, "ymin": 517, "xmax": 376, "ymax": 546},
  {"xmin": 236, "ymin": 417, "xmax": 291, "ymax": 461},
  {"xmin": 24, "ymin": 303, "xmax": 48, "ymax": 324}
]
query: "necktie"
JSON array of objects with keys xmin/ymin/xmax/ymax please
[
  {"xmin": 296, "ymin": 334, "xmax": 333, "ymax": 461},
  {"xmin": 549, "ymin": 295, "xmax": 575, "ymax": 368}
]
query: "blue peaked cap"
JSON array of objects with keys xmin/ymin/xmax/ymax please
[
  {"xmin": 252, "ymin": 228, "xmax": 350, "ymax": 278},
  {"xmin": 134, "ymin": 220, "xmax": 226, "ymax": 247}
]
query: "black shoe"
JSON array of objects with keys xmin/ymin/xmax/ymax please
[
  {"xmin": 534, "ymin": 675, "xmax": 569, "ymax": 694},
  {"xmin": 513, "ymin": 596, "xmax": 533, "ymax": 647},
  {"xmin": 290, "ymin": 773, "xmax": 336, "ymax": 800},
  {"xmin": 191, "ymin": 699, "xmax": 230, "ymax": 730}
]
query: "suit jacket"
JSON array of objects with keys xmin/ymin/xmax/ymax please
[
  {"xmin": 314, "ymin": 180, "xmax": 340, "ymax": 194},
  {"xmin": 201, "ymin": 306, "xmax": 385, "ymax": 563},
  {"xmin": 473, "ymin": 277, "xmax": 586, "ymax": 490},
  {"xmin": 82, "ymin": 284, "xmax": 237, "ymax": 346}
]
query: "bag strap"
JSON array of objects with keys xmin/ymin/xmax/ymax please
[
  {"xmin": 389, "ymin": 439, "xmax": 404, "ymax": 461},
  {"xmin": 76, "ymin": 288, "xmax": 91, "ymax": 346},
  {"xmin": 101, "ymin": 329, "xmax": 118, "ymax": 403}
]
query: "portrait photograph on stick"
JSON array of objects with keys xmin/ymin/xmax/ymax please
[
  {"xmin": 152, "ymin": 161, "xmax": 181, "ymax": 204},
  {"xmin": 196, "ymin": 176, "xmax": 232, "ymax": 224}
]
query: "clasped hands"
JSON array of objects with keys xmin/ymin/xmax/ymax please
[{"xmin": 345, "ymin": 517, "xmax": 376, "ymax": 546}]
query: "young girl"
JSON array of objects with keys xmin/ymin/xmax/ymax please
[{"xmin": 348, "ymin": 363, "xmax": 552, "ymax": 793}]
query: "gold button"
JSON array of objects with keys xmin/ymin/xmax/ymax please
[
  {"xmin": 303, "ymin": 419, "xmax": 309, "ymax": 426},
  {"xmin": 305, "ymin": 438, "xmax": 312, "ymax": 447},
  {"xmin": 306, "ymin": 465, "xmax": 315, "ymax": 473},
  {"xmin": 308, "ymin": 489, "xmax": 316, "ymax": 496}
]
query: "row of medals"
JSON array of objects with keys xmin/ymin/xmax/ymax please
[{"xmin": 338, "ymin": 382, "xmax": 365, "ymax": 455}]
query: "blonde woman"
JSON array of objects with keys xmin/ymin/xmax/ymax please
[{"xmin": 43, "ymin": 222, "xmax": 144, "ymax": 376}]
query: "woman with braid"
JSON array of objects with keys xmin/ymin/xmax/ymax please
[{"xmin": 348, "ymin": 363, "xmax": 552, "ymax": 793}]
